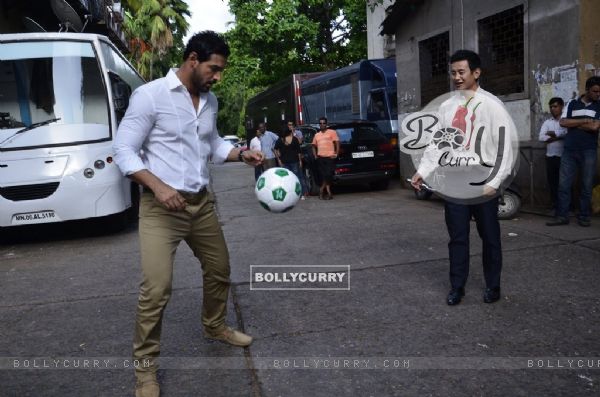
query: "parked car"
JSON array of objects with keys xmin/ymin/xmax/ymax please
[
  {"xmin": 223, "ymin": 135, "xmax": 241, "ymax": 147},
  {"xmin": 297, "ymin": 121, "xmax": 396, "ymax": 195}
]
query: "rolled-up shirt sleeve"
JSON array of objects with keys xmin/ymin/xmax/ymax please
[
  {"xmin": 113, "ymin": 88, "xmax": 155, "ymax": 176},
  {"xmin": 210, "ymin": 132, "xmax": 234, "ymax": 164},
  {"xmin": 207, "ymin": 95, "xmax": 234, "ymax": 164},
  {"xmin": 538, "ymin": 120, "xmax": 550, "ymax": 142}
]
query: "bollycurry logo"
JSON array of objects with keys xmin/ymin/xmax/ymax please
[{"xmin": 400, "ymin": 90, "xmax": 519, "ymax": 205}]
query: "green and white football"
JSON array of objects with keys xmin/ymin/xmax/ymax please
[{"xmin": 255, "ymin": 167, "xmax": 301, "ymax": 213}]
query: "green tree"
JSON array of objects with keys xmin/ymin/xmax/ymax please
[
  {"xmin": 217, "ymin": 0, "xmax": 369, "ymax": 137},
  {"xmin": 122, "ymin": 0, "xmax": 190, "ymax": 80}
]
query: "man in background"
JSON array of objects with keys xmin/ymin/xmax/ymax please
[
  {"xmin": 250, "ymin": 127, "xmax": 263, "ymax": 181},
  {"xmin": 538, "ymin": 97, "xmax": 567, "ymax": 211},
  {"xmin": 547, "ymin": 76, "xmax": 600, "ymax": 227},
  {"xmin": 258, "ymin": 122, "xmax": 279, "ymax": 170},
  {"xmin": 312, "ymin": 117, "xmax": 339, "ymax": 200}
]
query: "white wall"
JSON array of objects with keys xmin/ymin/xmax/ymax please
[{"xmin": 367, "ymin": 0, "xmax": 395, "ymax": 59}]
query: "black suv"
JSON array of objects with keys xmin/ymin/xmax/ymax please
[{"xmin": 298, "ymin": 121, "xmax": 396, "ymax": 195}]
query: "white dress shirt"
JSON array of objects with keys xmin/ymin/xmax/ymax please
[
  {"xmin": 249, "ymin": 136, "xmax": 261, "ymax": 151},
  {"xmin": 538, "ymin": 117, "xmax": 566, "ymax": 157},
  {"xmin": 417, "ymin": 88, "xmax": 517, "ymax": 193},
  {"xmin": 113, "ymin": 69, "xmax": 233, "ymax": 192}
]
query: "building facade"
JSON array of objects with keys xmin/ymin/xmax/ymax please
[
  {"xmin": 380, "ymin": 0, "xmax": 600, "ymax": 207},
  {"xmin": 367, "ymin": 0, "xmax": 396, "ymax": 59},
  {"xmin": 0, "ymin": 0, "xmax": 128, "ymax": 52}
]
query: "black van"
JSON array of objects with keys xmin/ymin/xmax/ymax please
[{"xmin": 298, "ymin": 121, "xmax": 396, "ymax": 195}]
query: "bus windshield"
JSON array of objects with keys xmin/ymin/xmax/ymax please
[{"xmin": 0, "ymin": 40, "xmax": 109, "ymax": 150}]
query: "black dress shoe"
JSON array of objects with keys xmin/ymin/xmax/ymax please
[
  {"xmin": 546, "ymin": 217, "xmax": 569, "ymax": 226},
  {"xmin": 447, "ymin": 288, "xmax": 465, "ymax": 305},
  {"xmin": 577, "ymin": 218, "xmax": 591, "ymax": 227},
  {"xmin": 483, "ymin": 287, "xmax": 501, "ymax": 303}
]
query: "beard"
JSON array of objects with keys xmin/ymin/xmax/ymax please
[{"xmin": 194, "ymin": 72, "xmax": 216, "ymax": 93}]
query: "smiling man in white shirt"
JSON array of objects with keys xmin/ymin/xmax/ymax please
[
  {"xmin": 410, "ymin": 50, "xmax": 518, "ymax": 307},
  {"xmin": 113, "ymin": 31, "xmax": 263, "ymax": 397}
]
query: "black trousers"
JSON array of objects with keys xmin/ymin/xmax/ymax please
[
  {"xmin": 545, "ymin": 156, "xmax": 561, "ymax": 208},
  {"xmin": 444, "ymin": 197, "xmax": 501, "ymax": 290}
]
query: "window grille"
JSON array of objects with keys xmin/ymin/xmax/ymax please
[
  {"xmin": 419, "ymin": 31, "xmax": 450, "ymax": 106},
  {"xmin": 478, "ymin": 5, "xmax": 525, "ymax": 96}
]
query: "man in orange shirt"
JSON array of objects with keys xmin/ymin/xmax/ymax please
[{"xmin": 312, "ymin": 117, "xmax": 339, "ymax": 199}]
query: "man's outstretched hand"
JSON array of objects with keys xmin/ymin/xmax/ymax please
[{"xmin": 241, "ymin": 150, "xmax": 264, "ymax": 166}]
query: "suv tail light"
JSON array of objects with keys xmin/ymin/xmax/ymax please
[
  {"xmin": 335, "ymin": 167, "xmax": 351, "ymax": 174},
  {"xmin": 378, "ymin": 143, "xmax": 394, "ymax": 152}
]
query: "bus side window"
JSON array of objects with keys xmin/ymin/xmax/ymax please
[
  {"xmin": 367, "ymin": 91, "xmax": 388, "ymax": 120},
  {"xmin": 109, "ymin": 72, "xmax": 131, "ymax": 124}
]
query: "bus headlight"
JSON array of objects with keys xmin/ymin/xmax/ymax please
[
  {"xmin": 83, "ymin": 168, "xmax": 95, "ymax": 178},
  {"xmin": 94, "ymin": 159, "xmax": 105, "ymax": 169}
]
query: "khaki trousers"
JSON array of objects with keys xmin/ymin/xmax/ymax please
[{"xmin": 133, "ymin": 190, "xmax": 230, "ymax": 373}]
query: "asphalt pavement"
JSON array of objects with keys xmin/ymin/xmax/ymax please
[{"xmin": 1, "ymin": 162, "xmax": 599, "ymax": 396}]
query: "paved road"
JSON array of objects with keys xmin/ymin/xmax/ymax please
[{"xmin": 1, "ymin": 162, "xmax": 600, "ymax": 396}]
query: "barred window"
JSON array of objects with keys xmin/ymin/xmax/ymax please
[
  {"xmin": 419, "ymin": 31, "xmax": 450, "ymax": 106},
  {"xmin": 478, "ymin": 5, "xmax": 525, "ymax": 96}
]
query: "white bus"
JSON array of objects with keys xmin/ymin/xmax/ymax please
[{"xmin": 0, "ymin": 33, "xmax": 144, "ymax": 228}]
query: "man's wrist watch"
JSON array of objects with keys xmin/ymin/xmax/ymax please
[{"xmin": 238, "ymin": 149, "xmax": 246, "ymax": 162}]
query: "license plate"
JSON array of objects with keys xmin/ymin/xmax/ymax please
[
  {"xmin": 12, "ymin": 210, "xmax": 58, "ymax": 225},
  {"xmin": 352, "ymin": 151, "xmax": 374, "ymax": 159}
]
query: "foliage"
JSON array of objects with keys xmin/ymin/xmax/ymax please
[
  {"xmin": 121, "ymin": 0, "xmax": 190, "ymax": 80},
  {"xmin": 119, "ymin": 0, "xmax": 379, "ymax": 138},
  {"xmin": 217, "ymin": 0, "xmax": 372, "ymax": 137}
]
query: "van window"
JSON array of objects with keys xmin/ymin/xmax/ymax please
[
  {"xmin": 0, "ymin": 41, "xmax": 109, "ymax": 150},
  {"xmin": 100, "ymin": 42, "xmax": 144, "ymax": 91}
]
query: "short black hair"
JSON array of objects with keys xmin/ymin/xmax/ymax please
[
  {"xmin": 450, "ymin": 50, "xmax": 481, "ymax": 72},
  {"xmin": 183, "ymin": 30, "xmax": 230, "ymax": 62},
  {"xmin": 319, "ymin": 116, "xmax": 328, "ymax": 123},
  {"xmin": 548, "ymin": 97, "xmax": 564, "ymax": 107},
  {"xmin": 585, "ymin": 76, "xmax": 600, "ymax": 90}
]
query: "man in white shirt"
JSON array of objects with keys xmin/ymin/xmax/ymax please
[
  {"xmin": 249, "ymin": 127, "xmax": 263, "ymax": 180},
  {"xmin": 288, "ymin": 120, "xmax": 303, "ymax": 143},
  {"xmin": 538, "ymin": 97, "xmax": 566, "ymax": 210},
  {"xmin": 113, "ymin": 31, "xmax": 263, "ymax": 397},
  {"xmin": 411, "ymin": 50, "xmax": 517, "ymax": 307},
  {"xmin": 257, "ymin": 122, "xmax": 279, "ymax": 169}
]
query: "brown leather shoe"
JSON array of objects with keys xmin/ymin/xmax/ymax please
[
  {"xmin": 204, "ymin": 326, "xmax": 253, "ymax": 347},
  {"xmin": 135, "ymin": 372, "xmax": 159, "ymax": 397}
]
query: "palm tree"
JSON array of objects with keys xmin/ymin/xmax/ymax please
[{"xmin": 122, "ymin": 0, "xmax": 190, "ymax": 80}]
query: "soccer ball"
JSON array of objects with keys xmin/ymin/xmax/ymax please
[{"xmin": 255, "ymin": 167, "xmax": 301, "ymax": 213}]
